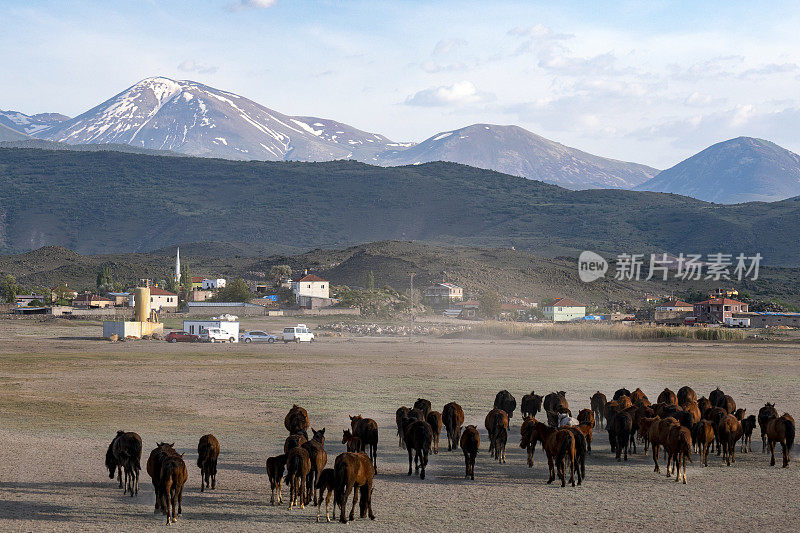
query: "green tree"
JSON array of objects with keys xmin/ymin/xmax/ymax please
[
  {"xmin": 479, "ymin": 290, "xmax": 501, "ymax": 319},
  {"xmin": 96, "ymin": 266, "xmax": 114, "ymax": 294},
  {"xmin": 179, "ymin": 263, "xmax": 192, "ymax": 305},
  {"xmin": 1, "ymin": 274, "xmax": 20, "ymax": 304},
  {"xmin": 269, "ymin": 264, "xmax": 292, "ymax": 285},
  {"xmin": 52, "ymin": 284, "xmax": 74, "ymax": 305},
  {"xmin": 213, "ymin": 278, "xmax": 252, "ymax": 302},
  {"xmin": 366, "ymin": 270, "xmax": 375, "ymax": 291},
  {"xmin": 276, "ymin": 286, "xmax": 295, "ymax": 306}
]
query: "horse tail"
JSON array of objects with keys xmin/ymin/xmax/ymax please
[
  {"xmin": 785, "ymin": 419, "xmax": 795, "ymax": 450},
  {"xmin": 556, "ymin": 432, "xmax": 571, "ymax": 467}
]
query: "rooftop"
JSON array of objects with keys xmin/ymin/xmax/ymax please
[
  {"xmin": 294, "ymin": 274, "xmax": 328, "ymax": 283},
  {"xmin": 549, "ymin": 298, "xmax": 584, "ymax": 308}
]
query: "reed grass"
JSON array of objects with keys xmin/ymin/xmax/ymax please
[{"xmin": 462, "ymin": 321, "xmax": 748, "ymax": 341}]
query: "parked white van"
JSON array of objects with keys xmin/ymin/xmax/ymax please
[
  {"xmin": 203, "ymin": 327, "xmax": 238, "ymax": 343},
  {"xmin": 283, "ymin": 324, "xmax": 315, "ymax": 343}
]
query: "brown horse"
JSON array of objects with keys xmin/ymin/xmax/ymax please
[
  {"xmin": 576, "ymin": 422, "xmax": 593, "ymax": 454},
  {"xmin": 765, "ymin": 413, "xmax": 795, "ymax": 467},
  {"xmin": 284, "ymin": 433, "xmax": 307, "ymax": 454},
  {"xmin": 488, "ymin": 410, "xmax": 508, "ymax": 464},
  {"xmin": 159, "ymin": 452, "xmax": 187, "ymax": 525},
  {"xmin": 649, "ymin": 417, "xmax": 678, "ymax": 473},
  {"xmin": 519, "ymin": 416, "xmax": 538, "ymax": 467},
  {"xmin": 717, "ymin": 414, "xmax": 743, "ymax": 466},
  {"xmin": 396, "ymin": 406, "xmax": 410, "ymax": 448},
  {"xmin": 427, "ymin": 410, "xmax": 443, "ymax": 454},
  {"xmin": 146, "ymin": 442, "xmax": 177, "ymax": 514},
  {"xmin": 350, "ymin": 415, "xmax": 378, "ymax": 473},
  {"xmin": 678, "ymin": 386, "xmax": 697, "ymax": 407},
  {"xmin": 413, "ymin": 398, "xmax": 432, "ymax": 417},
  {"xmin": 301, "ymin": 428, "xmax": 328, "ymax": 505},
  {"xmin": 460, "ymin": 425, "xmax": 480, "ymax": 480},
  {"xmin": 521, "ymin": 391, "xmax": 543, "ymax": 419},
  {"xmin": 403, "ymin": 417, "xmax": 432, "ymax": 479},
  {"xmin": 704, "ymin": 406, "xmax": 728, "ymax": 455},
  {"xmin": 758, "ymin": 403, "xmax": 778, "ymax": 452},
  {"xmin": 105, "ymin": 431, "xmax": 142, "ymax": 497},
  {"xmin": 616, "ymin": 395, "xmax": 633, "ymax": 410},
  {"xmin": 285, "ymin": 446, "xmax": 311, "ymax": 509},
  {"xmin": 638, "ymin": 416, "xmax": 659, "ymax": 454},
  {"xmin": 693, "ymin": 420, "xmax": 715, "ymax": 466},
  {"xmin": 561, "ymin": 425, "xmax": 588, "ymax": 479},
  {"xmin": 613, "ymin": 388, "xmax": 631, "ymax": 401},
  {"xmin": 741, "ymin": 415, "xmax": 757, "ymax": 453},
  {"xmin": 697, "ymin": 396, "xmax": 711, "ymax": 416},
  {"xmin": 544, "ymin": 391, "xmax": 569, "ymax": 419},
  {"xmin": 485, "ymin": 407, "xmax": 509, "ymax": 457},
  {"xmin": 442, "ymin": 402, "xmax": 465, "ymax": 451},
  {"xmin": 657, "ymin": 388, "xmax": 678, "ymax": 406},
  {"xmin": 334, "ymin": 452, "xmax": 375, "ymax": 523},
  {"xmin": 285, "ymin": 404, "xmax": 310, "ymax": 438},
  {"xmin": 591, "ymin": 391, "xmax": 607, "ymax": 428},
  {"xmin": 683, "ymin": 400, "xmax": 701, "ymax": 425},
  {"xmin": 630, "ymin": 388, "xmax": 648, "ymax": 404},
  {"xmin": 342, "ymin": 429, "xmax": 362, "ymax": 452},
  {"xmin": 525, "ymin": 420, "xmax": 578, "ymax": 487},
  {"xmin": 197, "ymin": 434, "xmax": 220, "ymax": 492},
  {"xmin": 266, "ymin": 454, "xmax": 287, "ymax": 505},
  {"xmin": 611, "ymin": 410, "xmax": 633, "ymax": 461},
  {"xmin": 664, "ymin": 425, "xmax": 693, "ymax": 483},
  {"xmin": 709, "ymin": 387, "xmax": 726, "ymax": 408},
  {"xmin": 315, "ymin": 467, "xmax": 337, "ymax": 522},
  {"xmin": 577, "ymin": 408, "xmax": 595, "ymax": 429},
  {"xmin": 720, "ymin": 395, "xmax": 737, "ymax": 415}
]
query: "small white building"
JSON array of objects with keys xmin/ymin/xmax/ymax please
[
  {"xmin": 128, "ymin": 287, "xmax": 178, "ymax": 312},
  {"xmin": 542, "ymin": 298, "xmax": 586, "ymax": 322},
  {"xmin": 183, "ymin": 319, "xmax": 240, "ymax": 341},
  {"xmin": 424, "ymin": 283, "xmax": 464, "ymax": 305},
  {"xmin": 202, "ymin": 278, "xmax": 227, "ymax": 290},
  {"xmin": 291, "ymin": 274, "xmax": 332, "ymax": 308}
]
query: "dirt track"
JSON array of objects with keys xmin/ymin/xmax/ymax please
[{"xmin": 1, "ymin": 320, "xmax": 798, "ymax": 531}]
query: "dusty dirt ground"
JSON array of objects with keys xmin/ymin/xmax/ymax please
[{"xmin": 0, "ymin": 319, "xmax": 799, "ymax": 532}]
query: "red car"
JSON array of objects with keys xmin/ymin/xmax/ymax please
[{"xmin": 165, "ymin": 331, "xmax": 200, "ymax": 343}]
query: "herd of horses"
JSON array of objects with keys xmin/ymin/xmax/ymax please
[{"xmin": 105, "ymin": 385, "xmax": 794, "ymax": 525}]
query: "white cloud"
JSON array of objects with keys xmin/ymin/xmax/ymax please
[
  {"xmin": 177, "ymin": 60, "xmax": 219, "ymax": 75},
  {"xmin": 420, "ymin": 60, "xmax": 469, "ymax": 73},
  {"xmin": 404, "ymin": 81, "xmax": 493, "ymax": 107},
  {"xmin": 433, "ymin": 38, "xmax": 467, "ymax": 56},
  {"xmin": 226, "ymin": 0, "xmax": 277, "ymax": 12}
]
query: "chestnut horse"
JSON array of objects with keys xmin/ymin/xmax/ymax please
[
  {"xmin": 442, "ymin": 402, "xmax": 465, "ymax": 451},
  {"xmin": 146, "ymin": 442, "xmax": 177, "ymax": 514},
  {"xmin": 526, "ymin": 420, "xmax": 579, "ymax": 487},
  {"xmin": 664, "ymin": 425, "xmax": 693, "ymax": 483},
  {"xmin": 657, "ymin": 388, "xmax": 678, "ymax": 406},
  {"xmin": 758, "ymin": 403, "xmax": 778, "ymax": 452},
  {"xmin": 519, "ymin": 416, "xmax": 538, "ymax": 466},
  {"xmin": 396, "ymin": 406, "xmax": 410, "ymax": 448},
  {"xmin": 741, "ymin": 415, "xmax": 757, "ymax": 453},
  {"xmin": 301, "ymin": 428, "xmax": 328, "ymax": 505},
  {"xmin": 158, "ymin": 452, "xmax": 187, "ymax": 525},
  {"xmin": 678, "ymin": 386, "xmax": 697, "ymax": 407},
  {"xmin": 765, "ymin": 413, "xmax": 795, "ymax": 467},
  {"xmin": 342, "ymin": 429, "xmax": 362, "ymax": 452},
  {"xmin": 413, "ymin": 398, "xmax": 432, "ymax": 418},
  {"xmin": 692, "ymin": 420, "xmax": 714, "ymax": 466},
  {"xmin": 485, "ymin": 408, "xmax": 509, "ymax": 457},
  {"xmin": 717, "ymin": 414, "xmax": 743, "ymax": 466},
  {"xmin": 315, "ymin": 467, "xmax": 337, "ymax": 522},
  {"xmin": 334, "ymin": 452, "xmax": 375, "ymax": 523},
  {"xmin": 427, "ymin": 410, "xmax": 443, "ymax": 454},
  {"xmin": 285, "ymin": 446, "xmax": 311, "ymax": 509},
  {"xmin": 460, "ymin": 425, "xmax": 480, "ymax": 480}
]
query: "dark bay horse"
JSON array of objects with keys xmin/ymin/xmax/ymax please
[
  {"xmin": 105, "ymin": 431, "xmax": 142, "ymax": 497},
  {"xmin": 334, "ymin": 452, "xmax": 375, "ymax": 523},
  {"xmin": 350, "ymin": 415, "xmax": 378, "ymax": 473},
  {"xmin": 197, "ymin": 434, "xmax": 220, "ymax": 492},
  {"xmin": 442, "ymin": 402, "xmax": 465, "ymax": 451},
  {"xmin": 521, "ymin": 391, "xmax": 543, "ymax": 419},
  {"xmin": 460, "ymin": 425, "xmax": 479, "ymax": 480}
]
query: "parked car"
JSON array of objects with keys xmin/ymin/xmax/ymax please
[
  {"xmin": 202, "ymin": 327, "xmax": 238, "ymax": 343},
  {"xmin": 165, "ymin": 331, "xmax": 200, "ymax": 343},
  {"xmin": 282, "ymin": 324, "xmax": 315, "ymax": 343},
  {"xmin": 240, "ymin": 330, "xmax": 278, "ymax": 343}
]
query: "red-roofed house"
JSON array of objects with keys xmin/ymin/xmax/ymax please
[
  {"xmin": 693, "ymin": 298, "xmax": 748, "ymax": 324},
  {"xmin": 128, "ymin": 286, "xmax": 179, "ymax": 312},
  {"xmin": 543, "ymin": 298, "xmax": 586, "ymax": 322},
  {"xmin": 291, "ymin": 274, "xmax": 331, "ymax": 308},
  {"xmin": 74, "ymin": 293, "xmax": 115, "ymax": 309}
]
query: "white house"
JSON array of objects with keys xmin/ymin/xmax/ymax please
[
  {"xmin": 202, "ymin": 278, "xmax": 227, "ymax": 290},
  {"xmin": 424, "ymin": 283, "xmax": 463, "ymax": 305},
  {"xmin": 655, "ymin": 300, "xmax": 694, "ymax": 312},
  {"xmin": 542, "ymin": 298, "xmax": 586, "ymax": 322},
  {"xmin": 128, "ymin": 287, "xmax": 178, "ymax": 312},
  {"xmin": 291, "ymin": 274, "xmax": 331, "ymax": 308}
]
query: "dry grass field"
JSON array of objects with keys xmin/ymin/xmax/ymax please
[{"xmin": 1, "ymin": 319, "xmax": 799, "ymax": 532}]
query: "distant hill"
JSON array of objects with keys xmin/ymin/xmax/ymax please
[
  {"xmin": 636, "ymin": 137, "xmax": 800, "ymax": 203},
  {"xmin": 377, "ymin": 124, "xmax": 658, "ymax": 189},
  {"xmin": 4, "ymin": 241, "xmax": 800, "ymax": 308},
  {"xmin": 0, "ymin": 123, "xmax": 29, "ymax": 141},
  {"xmin": 2, "ymin": 147, "xmax": 800, "ymax": 264},
  {"xmin": 0, "ymin": 138, "xmax": 187, "ymax": 157},
  {"xmin": 0, "ymin": 109, "xmax": 70, "ymax": 135}
]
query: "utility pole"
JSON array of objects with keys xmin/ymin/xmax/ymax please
[{"xmin": 409, "ymin": 272, "xmax": 415, "ymax": 323}]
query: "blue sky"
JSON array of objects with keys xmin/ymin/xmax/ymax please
[{"xmin": 2, "ymin": 0, "xmax": 799, "ymax": 167}]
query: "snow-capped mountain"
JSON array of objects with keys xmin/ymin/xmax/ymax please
[
  {"xmin": 0, "ymin": 110, "xmax": 70, "ymax": 136},
  {"xmin": 636, "ymin": 137, "xmax": 800, "ymax": 203},
  {"xmin": 38, "ymin": 77, "xmax": 403, "ymax": 161},
  {"xmin": 376, "ymin": 124, "xmax": 658, "ymax": 189}
]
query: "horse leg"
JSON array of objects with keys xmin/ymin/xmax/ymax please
[
  {"xmin": 349, "ymin": 483, "xmax": 359, "ymax": 521},
  {"xmin": 420, "ymin": 448, "xmax": 428, "ymax": 480},
  {"xmin": 652, "ymin": 444, "xmax": 660, "ymax": 472},
  {"xmin": 770, "ymin": 440, "xmax": 776, "ymax": 466},
  {"xmin": 407, "ymin": 447, "xmax": 413, "ymax": 476},
  {"xmin": 546, "ymin": 453, "xmax": 555, "ymax": 484},
  {"xmin": 372, "ymin": 443, "xmax": 378, "ymax": 474}
]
